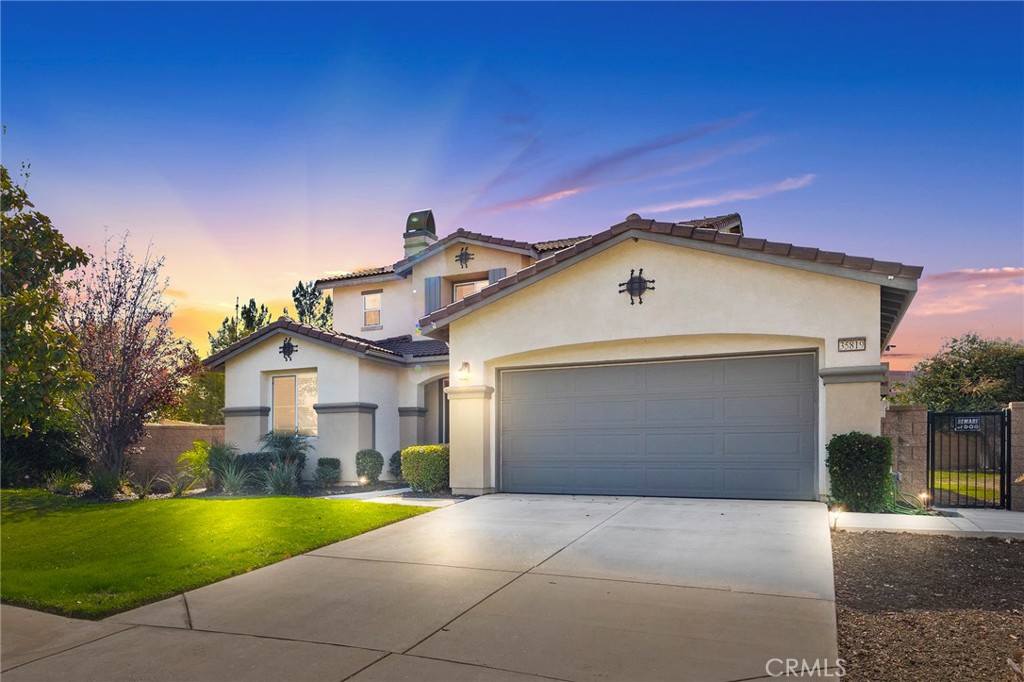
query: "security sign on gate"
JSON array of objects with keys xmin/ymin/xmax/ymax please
[{"xmin": 953, "ymin": 416, "xmax": 982, "ymax": 432}]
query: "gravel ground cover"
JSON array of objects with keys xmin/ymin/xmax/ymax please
[{"xmin": 832, "ymin": 531, "xmax": 1024, "ymax": 681}]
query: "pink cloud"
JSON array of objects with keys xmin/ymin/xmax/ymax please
[
  {"xmin": 641, "ymin": 174, "xmax": 816, "ymax": 213},
  {"xmin": 911, "ymin": 267, "xmax": 1024, "ymax": 317}
]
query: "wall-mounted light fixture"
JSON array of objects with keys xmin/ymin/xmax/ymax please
[{"xmin": 457, "ymin": 361, "xmax": 471, "ymax": 381}]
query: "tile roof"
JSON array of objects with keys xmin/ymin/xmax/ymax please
[
  {"xmin": 315, "ymin": 265, "xmax": 396, "ymax": 288},
  {"xmin": 418, "ymin": 215, "xmax": 924, "ymax": 333},
  {"xmin": 203, "ymin": 317, "xmax": 407, "ymax": 368},
  {"xmin": 315, "ymin": 215, "xmax": 743, "ymax": 285},
  {"xmin": 374, "ymin": 335, "xmax": 450, "ymax": 358}
]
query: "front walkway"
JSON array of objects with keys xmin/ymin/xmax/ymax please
[
  {"xmin": 833, "ymin": 507, "xmax": 1024, "ymax": 538},
  {"xmin": 2, "ymin": 495, "xmax": 837, "ymax": 682}
]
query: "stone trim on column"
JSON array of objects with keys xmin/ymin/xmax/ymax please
[
  {"xmin": 818, "ymin": 364, "xmax": 889, "ymax": 384},
  {"xmin": 398, "ymin": 407, "xmax": 428, "ymax": 416},
  {"xmin": 222, "ymin": 406, "xmax": 270, "ymax": 417},
  {"xmin": 398, "ymin": 406, "xmax": 428, "ymax": 449},
  {"xmin": 445, "ymin": 385, "xmax": 495, "ymax": 400},
  {"xmin": 313, "ymin": 402, "xmax": 378, "ymax": 414}
]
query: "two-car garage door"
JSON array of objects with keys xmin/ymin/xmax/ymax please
[{"xmin": 498, "ymin": 353, "xmax": 817, "ymax": 500}]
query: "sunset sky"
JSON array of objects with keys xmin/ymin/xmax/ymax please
[{"xmin": 3, "ymin": 2, "xmax": 1021, "ymax": 369}]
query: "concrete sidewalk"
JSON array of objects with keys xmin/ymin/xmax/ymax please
[
  {"xmin": 1, "ymin": 495, "xmax": 838, "ymax": 682},
  {"xmin": 832, "ymin": 507, "xmax": 1023, "ymax": 538}
]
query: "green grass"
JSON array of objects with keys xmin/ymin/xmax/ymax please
[
  {"xmin": 1, "ymin": 489, "xmax": 432, "ymax": 619},
  {"xmin": 932, "ymin": 470, "xmax": 1001, "ymax": 504}
]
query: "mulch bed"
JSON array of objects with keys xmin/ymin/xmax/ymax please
[{"xmin": 832, "ymin": 531, "xmax": 1024, "ymax": 681}]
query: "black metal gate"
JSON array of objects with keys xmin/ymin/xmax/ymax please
[{"xmin": 928, "ymin": 411, "xmax": 1010, "ymax": 509}]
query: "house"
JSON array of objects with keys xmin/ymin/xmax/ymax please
[{"xmin": 205, "ymin": 210, "xmax": 922, "ymax": 500}]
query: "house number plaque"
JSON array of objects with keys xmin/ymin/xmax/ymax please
[{"xmin": 838, "ymin": 337, "xmax": 867, "ymax": 352}]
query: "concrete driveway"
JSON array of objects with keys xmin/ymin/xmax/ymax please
[{"xmin": 1, "ymin": 495, "xmax": 837, "ymax": 682}]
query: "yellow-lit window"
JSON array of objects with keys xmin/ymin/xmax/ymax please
[
  {"xmin": 271, "ymin": 372, "xmax": 317, "ymax": 437},
  {"xmin": 453, "ymin": 280, "xmax": 488, "ymax": 303},
  {"xmin": 362, "ymin": 291, "xmax": 381, "ymax": 327}
]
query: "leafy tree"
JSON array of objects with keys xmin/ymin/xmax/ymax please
[
  {"xmin": 208, "ymin": 297, "xmax": 275, "ymax": 354},
  {"xmin": 291, "ymin": 280, "xmax": 333, "ymax": 328},
  {"xmin": 59, "ymin": 234, "xmax": 200, "ymax": 482},
  {"xmin": 891, "ymin": 334, "xmax": 1024, "ymax": 411},
  {"xmin": 159, "ymin": 369, "xmax": 225, "ymax": 424},
  {"xmin": 1, "ymin": 162, "xmax": 90, "ymax": 437}
]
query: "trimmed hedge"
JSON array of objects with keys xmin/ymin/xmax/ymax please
[
  {"xmin": 314, "ymin": 458, "xmax": 341, "ymax": 487},
  {"xmin": 355, "ymin": 449, "xmax": 384, "ymax": 483},
  {"xmin": 826, "ymin": 431, "xmax": 893, "ymax": 512},
  {"xmin": 388, "ymin": 450, "xmax": 403, "ymax": 480},
  {"xmin": 401, "ymin": 445, "xmax": 449, "ymax": 492}
]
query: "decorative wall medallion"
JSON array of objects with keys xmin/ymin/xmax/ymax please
[
  {"xmin": 618, "ymin": 268, "xmax": 655, "ymax": 305},
  {"xmin": 279, "ymin": 337, "xmax": 298, "ymax": 361},
  {"xmin": 455, "ymin": 247, "xmax": 475, "ymax": 269}
]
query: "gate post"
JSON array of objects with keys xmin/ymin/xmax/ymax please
[
  {"xmin": 882, "ymin": 404, "xmax": 929, "ymax": 497},
  {"xmin": 1009, "ymin": 402, "xmax": 1023, "ymax": 511}
]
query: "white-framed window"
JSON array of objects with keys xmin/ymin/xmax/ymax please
[
  {"xmin": 452, "ymin": 279, "xmax": 488, "ymax": 303},
  {"xmin": 362, "ymin": 290, "xmax": 382, "ymax": 328},
  {"xmin": 271, "ymin": 371, "xmax": 317, "ymax": 436}
]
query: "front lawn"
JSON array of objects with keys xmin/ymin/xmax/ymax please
[
  {"xmin": 932, "ymin": 469, "xmax": 1001, "ymax": 504},
  {"xmin": 0, "ymin": 490, "xmax": 431, "ymax": 619}
]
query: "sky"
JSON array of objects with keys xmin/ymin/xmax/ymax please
[{"xmin": 2, "ymin": 1, "xmax": 1022, "ymax": 369}]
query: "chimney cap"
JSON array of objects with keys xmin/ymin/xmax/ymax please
[
  {"xmin": 626, "ymin": 212, "xmax": 642, "ymax": 221},
  {"xmin": 406, "ymin": 209, "xmax": 436, "ymax": 236}
]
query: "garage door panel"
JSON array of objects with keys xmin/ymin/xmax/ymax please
[
  {"xmin": 645, "ymin": 433, "xmax": 718, "ymax": 457},
  {"xmin": 722, "ymin": 394, "xmax": 810, "ymax": 421},
  {"xmin": 643, "ymin": 361, "xmax": 717, "ymax": 390},
  {"xmin": 499, "ymin": 354, "xmax": 817, "ymax": 500},
  {"xmin": 645, "ymin": 467, "xmax": 718, "ymax": 493},
  {"xmin": 723, "ymin": 355, "xmax": 811, "ymax": 385},
  {"xmin": 644, "ymin": 398, "xmax": 716, "ymax": 422},
  {"xmin": 723, "ymin": 432, "xmax": 809, "ymax": 460},
  {"xmin": 722, "ymin": 467, "xmax": 811, "ymax": 498},
  {"xmin": 573, "ymin": 365, "xmax": 641, "ymax": 393},
  {"xmin": 573, "ymin": 400, "xmax": 638, "ymax": 423},
  {"xmin": 573, "ymin": 434, "xmax": 641, "ymax": 458},
  {"xmin": 505, "ymin": 434, "xmax": 571, "ymax": 458},
  {"xmin": 503, "ymin": 402, "xmax": 572, "ymax": 429}
]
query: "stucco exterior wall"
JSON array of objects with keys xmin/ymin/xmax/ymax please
[
  {"xmin": 222, "ymin": 329, "xmax": 407, "ymax": 481},
  {"xmin": 443, "ymin": 236, "xmax": 886, "ymax": 497},
  {"xmin": 330, "ymin": 278, "xmax": 415, "ymax": 341},
  {"xmin": 413, "ymin": 243, "xmax": 533, "ymax": 312}
]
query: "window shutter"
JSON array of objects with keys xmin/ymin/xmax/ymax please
[
  {"xmin": 424, "ymin": 276, "xmax": 441, "ymax": 314},
  {"xmin": 487, "ymin": 268, "xmax": 506, "ymax": 284}
]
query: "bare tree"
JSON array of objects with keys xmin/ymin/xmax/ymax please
[{"xmin": 59, "ymin": 234, "xmax": 200, "ymax": 479}]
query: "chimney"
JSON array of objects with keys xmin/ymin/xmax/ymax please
[{"xmin": 404, "ymin": 209, "xmax": 438, "ymax": 257}]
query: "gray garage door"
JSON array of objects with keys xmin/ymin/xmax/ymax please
[{"xmin": 498, "ymin": 353, "xmax": 817, "ymax": 500}]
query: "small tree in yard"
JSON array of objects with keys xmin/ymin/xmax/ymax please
[
  {"xmin": 891, "ymin": 334, "xmax": 1024, "ymax": 411},
  {"xmin": 291, "ymin": 280, "xmax": 333, "ymax": 329},
  {"xmin": 59, "ymin": 234, "xmax": 200, "ymax": 484},
  {"xmin": 1, "ymin": 162, "xmax": 90, "ymax": 438}
]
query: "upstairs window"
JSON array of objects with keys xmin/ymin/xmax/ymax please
[
  {"xmin": 362, "ymin": 291, "xmax": 382, "ymax": 328},
  {"xmin": 453, "ymin": 279, "xmax": 488, "ymax": 303},
  {"xmin": 271, "ymin": 372, "xmax": 317, "ymax": 437}
]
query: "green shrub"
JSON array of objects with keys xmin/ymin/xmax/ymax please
[
  {"xmin": 89, "ymin": 470, "xmax": 122, "ymax": 499},
  {"xmin": 44, "ymin": 469, "xmax": 80, "ymax": 495},
  {"xmin": 0, "ymin": 427, "xmax": 88, "ymax": 487},
  {"xmin": 388, "ymin": 450, "xmax": 403, "ymax": 480},
  {"xmin": 129, "ymin": 471, "xmax": 161, "ymax": 499},
  {"xmin": 356, "ymin": 449, "xmax": 384, "ymax": 484},
  {"xmin": 263, "ymin": 458, "xmax": 300, "ymax": 495},
  {"xmin": 176, "ymin": 441, "xmax": 239, "ymax": 490},
  {"xmin": 258, "ymin": 432, "xmax": 311, "ymax": 483},
  {"xmin": 314, "ymin": 458, "xmax": 341, "ymax": 488},
  {"xmin": 219, "ymin": 458, "xmax": 254, "ymax": 495},
  {"xmin": 401, "ymin": 445, "xmax": 449, "ymax": 492},
  {"xmin": 159, "ymin": 471, "xmax": 197, "ymax": 498},
  {"xmin": 206, "ymin": 443, "xmax": 239, "ymax": 490},
  {"xmin": 826, "ymin": 432, "xmax": 893, "ymax": 512}
]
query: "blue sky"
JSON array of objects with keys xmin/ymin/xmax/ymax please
[{"xmin": 2, "ymin": 2, "xmax": 1022, "ymax": 363}]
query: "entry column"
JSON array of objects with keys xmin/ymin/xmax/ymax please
[{"xmin": 445, "ymin": 385, "xmax": 495, "ymax": 496}]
